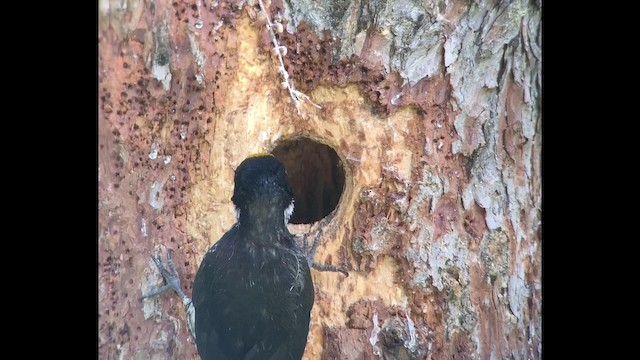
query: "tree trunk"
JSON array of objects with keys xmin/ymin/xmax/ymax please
[{"xmin": 98, "ymin": 0, "xmax": 541, "ymax": 359}]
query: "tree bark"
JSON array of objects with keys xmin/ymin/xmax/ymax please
[{"xmin": 98, "ymin": 0, "xmax": 541, "ymax": 359}]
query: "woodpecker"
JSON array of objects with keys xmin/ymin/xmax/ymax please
[{"xmin": 143, "ymin": 154, "xmax": 345, "ymax": 360}]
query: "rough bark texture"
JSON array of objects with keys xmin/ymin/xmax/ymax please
[{"xmin": 98, "ymin": 0, "xmax": 541, "ymax": 359}]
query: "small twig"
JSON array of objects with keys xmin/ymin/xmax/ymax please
[{"xmin": 257, "ymin": 0, "xmax": 321, "ymax": 115}]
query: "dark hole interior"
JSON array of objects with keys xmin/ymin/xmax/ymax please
[{"xmin": 271, "ymin": 138, "xmax": 345, "ymax": 224}]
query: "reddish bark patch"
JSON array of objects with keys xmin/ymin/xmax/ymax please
[
  {"xmin": 331, "ymin": 299, "xmax": 432, "ymax": 359},
  {"xmin": 346, "ymin": 298, "xmax": 391, "ymax": 329},
  {"xmin": 323, "ymin": 327, "xmax": 376, "ymax": 360},
  {"xmin": 468, "ymin": 263, "xmax": 492, "ymax": 360},
  {"xmin": 463, "ymin": 202, "xmax": 487, "ymax": 246},
  {"xmin": 432, "ymin": 197, "xmax": 460, "ymax": 241},
  {"xmin": 450, "ymin": 331, "xmax": 473, "ymax": 360},
  {"xmin": 322, "ymin": 299, "xmax": 390, "ymax": 360},
  {"xmin": 498, "ymin": 78, "xmax": 528, "ymax": 190}
]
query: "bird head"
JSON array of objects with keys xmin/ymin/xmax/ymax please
[{"xmin": 232, "ymin": 154, "xmax": 295, "ymax": 227}]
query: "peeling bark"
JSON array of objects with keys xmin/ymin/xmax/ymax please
[{"xmin": 98, "ymin": 0, "xmax": 541, "ymax": 359}]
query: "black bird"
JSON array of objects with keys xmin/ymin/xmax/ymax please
[
  {"xmin": 144, "ymin": 154, "xmax": 316, "ymax": 360},
  {"xmin": 193, "ymin": 154, "xmax": 313, "ymax": 360}
]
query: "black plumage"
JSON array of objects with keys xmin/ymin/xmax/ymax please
[{"xmin": 192, "ymin": 154, "xmax": 314, "ymax": 360}]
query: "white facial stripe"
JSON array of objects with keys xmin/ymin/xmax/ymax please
[
  {"xmin": 235, "ymin": 201, "xmax": 293, "ymax": 224},
  {"xmin": 284, "ymin": 200, "xmax": 295, "ymax": 224}
]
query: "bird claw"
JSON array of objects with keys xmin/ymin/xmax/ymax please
[
  {"xmin": 311, "ymin": 262, "xmax": 349, "ymax": 276},
  {"xmin": 141, "ymin": 249, "xmax": 187, "ymax": 301},
  {"xmin": 141, "ymin": 249, "xmax": 197, "ymax": 339},
  {"xmin": 302, "ymin": 221, "xmax": 348, "ymax": 276}
]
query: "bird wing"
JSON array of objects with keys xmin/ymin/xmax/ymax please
[
  {"xmin": 192, "ymin": 225, "xmax": 315, "ymax": 360},
  {"xmin": 267, "ymin": 257, "xmax": 314, "ymax": 360},
  {"xmin": 192, "ymin": 227, "xmax": 236, "ymax": 360}
]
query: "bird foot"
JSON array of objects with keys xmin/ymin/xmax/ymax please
[
  {"xmin": 302, "ymin": 223, "xmax": 348, "ymax": 276},
  {"xmin": 141, "ymin": 249, "xmax": 189, "ymax": 302},
  {"xmin": 141, "ymin": 249, "xmax": 197, "ymax": 339},
  {"xmin": 311, "ymin": 262, "xmax": 349, "ymax": 276}
]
